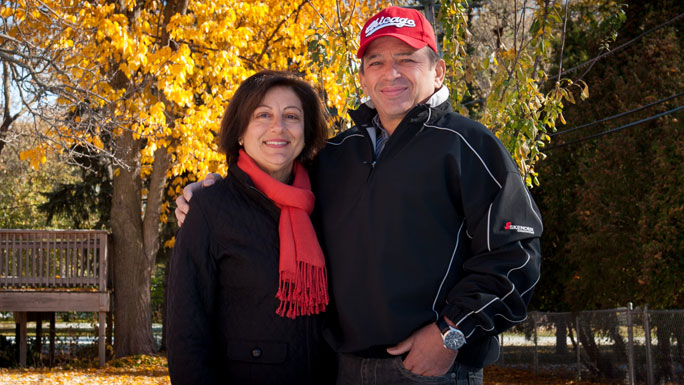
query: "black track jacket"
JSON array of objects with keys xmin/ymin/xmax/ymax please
[{"xmin": 312, "ymin": 90, "xmax": 543, "ymax": 368}]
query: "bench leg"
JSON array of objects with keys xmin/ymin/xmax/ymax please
[
  {"xmin": 49, "ymin": 312, "xmax": 55, "ymax": 367},
  {"xmin": 99, "ymin": 311, "xmax": 106, "ymax": 367},
  {"xmin": 36, "ymin": 315, "xmax": 42, "ymax": 365},
  {"xmin": 15, "ymin": 312, "xmax": 27, "ymax": 368}
]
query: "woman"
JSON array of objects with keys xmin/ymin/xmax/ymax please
[{"xmin": 167, "ymin": 71, "xmax": 333, "ymax": 384}]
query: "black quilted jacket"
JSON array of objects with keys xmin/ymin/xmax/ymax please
[{"xmin": 166, "ymin": 165, "xmax": 335, "ymax": 385}]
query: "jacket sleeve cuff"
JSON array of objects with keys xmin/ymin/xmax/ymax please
[{"xmin": 440, "ymin": 306, "xmax": 487, "ymax": 342}]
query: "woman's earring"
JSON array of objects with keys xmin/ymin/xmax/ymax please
[{"xmin": 238, "ymin": 139, "xmax": 243, "ymax": 146}]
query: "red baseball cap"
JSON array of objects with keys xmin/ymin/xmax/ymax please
[{"xmin": 357, "ymin": 6, "xmax": 438, "ymax": 59}]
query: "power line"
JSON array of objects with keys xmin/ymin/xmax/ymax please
[
  {"xmin": 546, "ymin": 104, "xmax": 684, "ymax": 151},
  {"xmin": 550, "ymin": 91, "xmax": 684, "ymax": 137},
  {"xmin": 552, "ymin": 12, "xmax": 684, "ymax": 80},
  {"xmin": 463, "ymin": 13, "xmax": 684, "ymax": 107},
  {"xmin": 456, "ymin": 11, "xmax": 683, "ymax": 111}
]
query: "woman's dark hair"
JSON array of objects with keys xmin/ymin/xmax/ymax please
[{"xmin": 218, "ymin": 70, "xmax": 329, "ymax": 166}]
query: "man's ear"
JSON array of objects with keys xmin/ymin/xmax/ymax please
[
  {"xmin": 359, "ymin": 70, "xmax": 368, "ymax": 95},
  {"xmin": 434, "ymin": 58, "xmax": 446, "ymax": 89}
]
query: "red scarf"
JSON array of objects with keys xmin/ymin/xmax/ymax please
[{"xmin": 237, "ymin": 150, "xmax": 328, "ymax": 318}]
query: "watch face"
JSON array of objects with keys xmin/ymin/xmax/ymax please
[{"xmin": 443, "ymin": 329, "xmax": 465, "ymax": 350}]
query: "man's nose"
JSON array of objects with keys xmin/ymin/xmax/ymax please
[{"xmin": 384, "ymin": 62, "xmax": 401, "ymax": 79}]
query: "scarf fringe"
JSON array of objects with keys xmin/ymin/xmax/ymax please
[
  {"xmin": 276, "ymin": 262, "xmax": 329, "ymax": 319},
  {"xmin": 237, "ymin": 151, "xmax": 328, "ymax": 320}
]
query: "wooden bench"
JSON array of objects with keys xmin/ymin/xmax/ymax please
[{"xmin": 0, "ymin": 229, "xmax": 111, "ymax": 367}]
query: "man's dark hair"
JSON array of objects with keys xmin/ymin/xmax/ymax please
[{"xmin": 218, "ymin": 70, "xmax": 329, "ymax": 165}]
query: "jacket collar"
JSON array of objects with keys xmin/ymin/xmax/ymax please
[
  {"xmin": 349, "ymin": 85, "xmax": 452, "ymax": 128},
  {"xmin": 424, "ymin": 85, "xmax": 450, "ymax": 107},
  {"xmin": 228, "ymin": 164, "xmax": 281, "ymax": 219}
]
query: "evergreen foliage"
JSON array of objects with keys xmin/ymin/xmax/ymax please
[{"xmin": 532, "ymin": 0, "xmax": 684, "ymax": 311}]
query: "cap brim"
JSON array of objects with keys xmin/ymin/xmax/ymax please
[{"xmin": 356, "ymin": 33, "xmax": 429, "ymax": 58}]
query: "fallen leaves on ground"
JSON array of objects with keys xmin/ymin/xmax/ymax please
[
  {"xmin": 0, "ymin": 357, "xmax": 622, "ymax": 385},
  {"xmin": 0, "ymin": 355, "xmax": 169, "ymax": 385},
  {"xmin": 484, "ymin": 365, "xmax": 622, "ymax": 385}
]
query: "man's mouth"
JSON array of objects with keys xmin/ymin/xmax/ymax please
[{"xmin": 381, "ymin": 86, "xmax": 408, "ymax": 97}]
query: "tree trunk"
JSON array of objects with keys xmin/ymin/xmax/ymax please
[
  {"xmin": 160, "ymin": 262, "xmax": 169, "ymax": 352},
  {"xmin": 577, "ymin": 319, "xmax": 600, "ymax": 375},
  {"xmin": 675, "ymin": 327, "xmax": 684, "ymax": 384},
  {"xmin": 110, "ymin": 130, "xmax": 170, "ymax": 357},
  {"xmin": 655, "ymin": 323, "xmax": 675, "ymax": 382},
  {"xmin": 555, "ymin": 318, "xmax": 569, "ymax": 354},
  {"xmin": 106, "ymin": 0, "xmax": 181, "ymax": 358},
  {"xmin": 1, "ymin": 61, "xmax": 20, "ymax": 157},
  {"xmin": 577, "ymin": 317, "xmax": 616, "ymax": 377},
  {"xmin": 111, "ymin": 130, "xmax": 153, "ymax": 356}
]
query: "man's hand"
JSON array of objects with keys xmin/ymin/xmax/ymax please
[
  {"xmin": 174, "ymin": 173, "xmax": 222, "ymax": 226},
  {"xmin": 386, "ymin": 322, "xmax": 458, "ymax": 376}
]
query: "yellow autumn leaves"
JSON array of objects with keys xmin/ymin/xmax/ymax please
[
  {"xmin": 0, "ymin": 355, "xmax": 170, "ymax": 385},
  {"xmin": 5, "ymin": 0, "xmax": 389, "ymax": 202},
  {"xmin": 0, "ymin": 369, "xmax": 169, "ymax": 385},
  {"xmin": 4, "ymin": 0, "xmax": 579, "ymax": 190}
]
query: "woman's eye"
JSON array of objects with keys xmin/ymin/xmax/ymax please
[
  {"xmin": 286, "ymin": 114, "xmax": 300, "ymax": 120},
  {"xmin": 255, "ymin": 112, "xmax": 270, "ymax": 119}
]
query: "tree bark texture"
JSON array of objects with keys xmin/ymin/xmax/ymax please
[
  {"xmin": 110, "ymin": 130, "xmax": 169, "ymax": 357},
  {"xmin": 655, "ymin": 323, "xmax": 675, "ymax": 381},
  {"xmin": 555, "ymin": 318, "xmax": 568, "ymax": 354},
  {"xmin": 1, "ymin": 61, "xmax": 20, "ymax": 157},
  {"xmin": 104, "ymin": 0, "xmax": 178, "ymax": 358}
]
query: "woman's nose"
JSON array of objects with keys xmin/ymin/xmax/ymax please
[{"xmin": 270, "ymin": 115, "xmax": 284, "ymax": 132}]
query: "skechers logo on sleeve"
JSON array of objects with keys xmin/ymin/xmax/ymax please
[
  {"xmin": 504, "ymin": 222, "xmax": 535, "ymax": 234},
  {"xmin": 365, "ymin": 16, "xmax": 416, "ymax": 37}
]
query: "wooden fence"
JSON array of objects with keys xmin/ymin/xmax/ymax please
[{"xmin": 0, "ymin": 229, "xmax": 111, "ymax": 367}]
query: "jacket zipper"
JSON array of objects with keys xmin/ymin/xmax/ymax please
[{"xmin": 362, "ymin": 104, "xmax": 432, "ymax": 179}]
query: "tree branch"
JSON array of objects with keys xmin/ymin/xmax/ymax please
[{"xmin": 255, "ymin": 0, "xmax": 308, "ymax": 65}]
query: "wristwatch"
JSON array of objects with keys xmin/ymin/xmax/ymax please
[{"xmin": 436, "ymin": 318, "xmax": 466, "ymax": 350}]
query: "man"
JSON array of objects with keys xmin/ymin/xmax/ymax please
[{"xmin": 176, "ymin": 6, "xmax": 542, "ymax": 384}]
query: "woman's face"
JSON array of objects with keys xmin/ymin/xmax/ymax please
[{"xmin": 241, "ymin": 86, "xmax": 306, "ymax": 182}]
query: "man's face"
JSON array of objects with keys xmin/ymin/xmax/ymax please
[{"xmin": 359, "ymin": 36, "xmax": 445, "ymax": 133}]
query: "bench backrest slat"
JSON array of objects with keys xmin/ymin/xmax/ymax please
[{"xmin": 0, "ymin": 230, "xmax": 108, "ymax": 291}]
